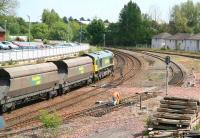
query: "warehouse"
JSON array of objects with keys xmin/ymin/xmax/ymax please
[
  {"xmin": 165, "ymin": 33, "xmax": 191, "ymax": 50},
  {"xmin": 151, "ymin": 33, "xmax": 172, "ymax": 49},
  {"xmin": 185, "ymin": 34, "xmax": 200, "ymax": 52}
]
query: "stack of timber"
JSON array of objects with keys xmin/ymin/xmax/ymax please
[{"xmin": 153, "ymin": 97, "xmax": 200, "ymax": 130}]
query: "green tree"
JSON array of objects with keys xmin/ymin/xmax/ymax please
[
  {"xmin": 106, "ymin": 23, "xmax": 120, "ymax": 45},
  {"xmin": 63, "ymin": 16, "xmax": 68, "ymax": 24},
  {"xmin": 170, "ymin": 5, "xmax": 192, "ymax": 33},
  {"xmin": 0, "ymin": 0, "xmax": 18, "ymax": 15},
  {"xmin": 118, "ymin": 1, "xmax": 142, "ymax": 45},
  {"xmin": 17, "ymin": 17, "xmax": 28, "ymax": 34},
  {"xmin": 31, "ymin": 23, "xmax": 49, "ymax": 39},
  {"xmin": 69, "ymin": 21, "xmax": 81, "ymax": 41},
  {"xmin": 42, "ymin": 9, "xmax": 60, "ymax": 27},
  {"xmin": 170, "ymin": 0, "xmax": 200, "ymax": 33},
  {"xmin": 139, "ymin": 14, "xmax": 157, "ymax": 44},
  {"xmin": 0, "ymin": 15, "xmax": 21, "ymax": 35},
  {"xmin": 87, "ymin": 19, "xmax": 105, "ymax": 45},
  {"xmin": 49, "ymin": 22, "xmax": 71, "ymax": 40}
]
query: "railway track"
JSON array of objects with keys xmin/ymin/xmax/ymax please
[
  {"xmin": 136, "ymin": 51, "xmax": 186, "ymax": 86},
  {"xmin": 3, "ymin": 91, "xmax": 161, "ymax": 137},
  {"xmin": 1, "ymin": 49, "xmax": 144, "ymax": 136}
]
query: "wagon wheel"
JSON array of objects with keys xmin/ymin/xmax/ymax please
[
  {"xmin": 2, "ymin": 105, "xmax": 7, "ymax": 113},
  {"xmin": 11, "ymin": 102, "xmax": 16, "ymax": 111},
  {"xmin": 47, "ymin": 92, "xmax": 53, "ymax": 99},
  {"xmin": 87, "ymin": 79, "xmax": 93, "ymax": 85}
]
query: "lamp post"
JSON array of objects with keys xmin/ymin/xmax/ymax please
[
  {"xmin": 103, "ymin": 33, "xmax": 106, "ymax": 47},
  {"xmin": 27, "ymin": 15, "xmax": 31, "ymax": 45},
  {"xmin": 79, "ymin": 23, "xmax": 82, "ymax": 43},
  {"xmin": 4, "ymin": 20, "xmax": 7, "ymax": 41},
  {"xmin": 27, "ymin": 15, "xmax": 31, "ymax": 60},
  {"xmin": 67, "ymin": 24, "xmax": 70, "ymax": 42}
]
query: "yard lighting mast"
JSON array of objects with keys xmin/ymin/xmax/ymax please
[
  {"xmin": 27, "ymin": 15, "xmax": 31, "ymax": 45},
  {"xmin": 4, "ymin": 20, "xmax": 7, "ymax": 41},
  {"xmin": 80, "ymin": 23, "xmax": 82, "ymax": 43}
]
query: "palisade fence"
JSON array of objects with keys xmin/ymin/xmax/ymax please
[{"xmin": 0, "ymin": 44, "xmax": 90, "ymax": 63}]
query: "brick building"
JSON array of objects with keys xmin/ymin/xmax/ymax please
[{"xmin": 0, "ymin": 26, "xmax": 5, "ymax": 41}]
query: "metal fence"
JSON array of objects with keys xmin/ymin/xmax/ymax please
[{"xmin": 0, "ymin": 44, "xmax": 89, "ymax": 63}]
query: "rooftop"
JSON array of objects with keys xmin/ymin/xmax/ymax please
[
  {"xmin": 152, "ymin": 33, "xmax": 172, "ymax": 39},
  {"xmin": 188, "ymin": 33, "xmax": 200, "ymax": 40},
  {"xmin": 166, "ymin": 33, "xmax": 191, "ymax": 40}
]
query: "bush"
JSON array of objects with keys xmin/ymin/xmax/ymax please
[
  {"xmin": 160, "ymin": 47, "xmax": 166, "ymax": 50},
  {"xmin": 43, "ymin": 39, "xmax": 49, "ymax": 44},
  {"xmin": 145, "ymin": 116, "xmax": 153, "ymax": 128},
  {"xmin": 39, "ymin": 110, "xmax": 62, "ymax": 129},
  {"xmin": 7, "ymin": 60, "xmax": 15, "ymax": 65},
  {"xmin": 194, "ymin": 124, "xmax": 200, "ymax": 130}
]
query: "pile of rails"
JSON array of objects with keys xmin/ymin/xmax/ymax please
[{"xmin": 152, "ymin": 97, "xmax": 200, "ymax": 130}]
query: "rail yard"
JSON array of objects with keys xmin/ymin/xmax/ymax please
[
  {"xmin": 0, "ymin": 46, "xmax": 198, "ymax": 138},
  {"xmin": 2, "ymin": 0, "xmax": 200, "ymax": 137}
]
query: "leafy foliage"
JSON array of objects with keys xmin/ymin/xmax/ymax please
[
  {"xmin": 87, "ymin": 19, "xmax": 105, "ymax": 45},
  {"xmin": 3, "ymin": 0, "xmax": 200, "ymax": 47},
  {"xmin": 39, "ymin": 110, "xmax": 62, "ymax": 129},
  {"xmin": 170, "ymin": 0, "xmax": 200, "ymax": 33},
  {"xmin": 0, "ymin": 0, "xmax": 18, "ymax": 15},
  {"xmin": 118, "ymin": 1, "xmax": 142, "ymax": 46},
  {"xmin": 0, "ymin": 15, "xmax": 28, "ymax": 35},
  {"xmin": 49, "ymin": 22, "xmax": 68, "ymax": 40},
  {"xmin": 31, "ymin": 23, "xmax": 49, "ymax": 39},
  {"xmin": 42, "ymin": 9, "xmax": 60, "ymax": 27}
]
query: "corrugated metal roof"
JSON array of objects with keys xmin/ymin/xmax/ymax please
[
  {"xmin": 187, "ymin": 34, "xmax": 200, "ymax": 40},
  {"xmin": 152, "ymin": 33, "xmax": 172, "ymax": 39},
  {"xmin": 0, "ymin": 26, "xmax": 5, "ymax": 33},
  {"xmin": 63, "ymin": 57, "xmax": 92, "ymax": 68},
  {"xmin": 166, "ymin": 33, "xmax": 191, "ymax": 40},
  {"xmin": 5, "ymin": 63, "xmax": 57, "ymax": 78}
]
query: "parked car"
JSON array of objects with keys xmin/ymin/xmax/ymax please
[
  {"xmin": 2, "ymin": 41, "xmax": 19, "ymax": 49},
  {"xmin": 0, "ymin": 42, "xmax": 10, "ymax": 50}
]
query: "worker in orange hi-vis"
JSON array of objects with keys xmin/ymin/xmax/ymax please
[{"xmin": 112, "ymin": 91, "xmax": 120, "ymax": 106}]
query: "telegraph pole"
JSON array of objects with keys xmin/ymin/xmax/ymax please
[
  {"xmin": 4, "ymin": 20, "xmax": 7, "ymax": 41},
  {"xmin": 79, "ymin": 23, "xmax": 82, "ymax": 43},
  {"xmin": 27, "ymin": 15, "xmax": 31, "ymax": 45},
  {"xmin": 103, "ymin": 33, "xmax": 105, "ymax": 47}
]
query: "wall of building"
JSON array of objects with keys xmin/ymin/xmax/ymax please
[
  {"xmin": 0, "ymin": 33, "xmax": 5, "ymax": 41},
  {"xmin": 152, "ymin": 35, "xmax": 200, "ymax": 52},
  {"xmin": 151, "ymin": 38, "xmax": 166, "ymax": 49},
  {"xmin": 185, "ymin": 40, "xmax": 200, "ymax": 52},
  {"xmin": 166, "ymin": 40, "xmax": 176, "ymax": 50}
]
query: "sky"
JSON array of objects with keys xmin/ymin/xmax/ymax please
[{"xmin": 17, "ymin": 0, "xmax": 200, "ymax": 23}]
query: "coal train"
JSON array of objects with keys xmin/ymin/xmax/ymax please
[{"xmin": 0, "ymin": 50, "xmax": 114, "ymax": 112}]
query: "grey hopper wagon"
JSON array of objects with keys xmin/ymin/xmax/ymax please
[
  {"xmin": 54, "ymin": 56, "xmax": 94, "ymax": 90},
  {"xmin": 0, "ymin": 63, "xmax": 60, "ymax": 111}
]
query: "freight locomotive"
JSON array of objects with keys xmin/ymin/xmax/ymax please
[{"xmin": 0, "ymin": 50, "xmax": 114, "ymax": 112}]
